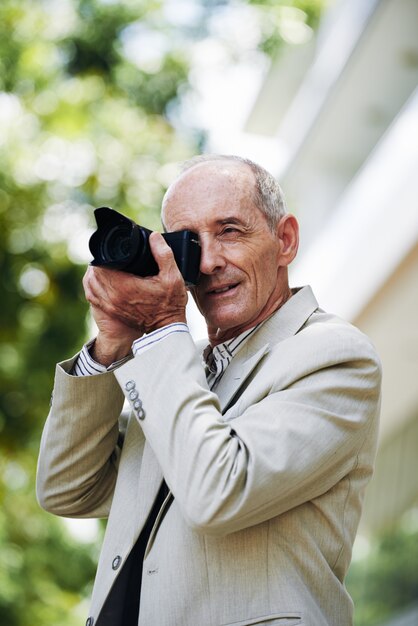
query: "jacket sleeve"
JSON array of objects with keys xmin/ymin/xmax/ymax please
[
  {"xmin": 114, "ymin": 324, "xmax": 381, "ymax": 536},
  {"xmin": 36, "ymin": 355, "xmax": 125, "ymax": 518}
]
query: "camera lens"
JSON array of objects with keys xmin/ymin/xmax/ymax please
[{"xmin": 102, "ymin": 225, "xmax": 133, "ymax": 262}]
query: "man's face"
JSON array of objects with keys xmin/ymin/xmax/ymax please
[{"xmin": 163, "ymin": 162, "xmax": 289, "ymax": 343}]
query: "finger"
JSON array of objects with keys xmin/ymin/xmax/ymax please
[
  {"xmin": 149, "ymin": 232, "xmax": 179, "ymax": 275},
  {"xmin": 88, "ymin": 266, "xmax": 127, "ymax": 297},
  {"xmin": 83, "ymin": 266, "xmax": 98, "ymax": 303},
  {"xmin": 83, "ymin": 266, "xmax": 115, "ymax": 308}
]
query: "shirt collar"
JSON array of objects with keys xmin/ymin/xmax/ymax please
[{"xmin": 204, "ymin": 324, "xmax": 261, "ymax": 387}]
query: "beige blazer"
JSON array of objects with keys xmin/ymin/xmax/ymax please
[{"xmin": 37, "ymin": 287, "xmax": 381, "ymax": 626}]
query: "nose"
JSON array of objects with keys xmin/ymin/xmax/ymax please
[{"xmin": 199, "ymin": 237, "xmax": 226, "ymax": 275}]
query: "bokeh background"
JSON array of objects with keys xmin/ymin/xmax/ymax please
[{"xmin": 0, "ymin": 0, "xmax": 417, "ymax": 624}]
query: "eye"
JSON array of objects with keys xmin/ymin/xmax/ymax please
[{"xmin": 221, "ymin": 226, "xmax": 240, "ymax": 235}]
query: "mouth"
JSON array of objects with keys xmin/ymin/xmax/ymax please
[{"xmin": 206, "ymin": 283, "xmax": 239, "ymax": 295}]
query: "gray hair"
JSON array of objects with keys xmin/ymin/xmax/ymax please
[{"xmin": 178, "ymin": 154, "xmax": 287, "ymax": 230}]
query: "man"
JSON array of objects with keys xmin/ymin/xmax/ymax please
[{"xmin": 37, "ymin": 155, "xmax": 381, "ymax": 626}]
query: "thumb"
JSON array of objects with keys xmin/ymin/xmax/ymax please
[{"xmin": 149, "ymin": 232, "xmax": 178, "ymax": 274}]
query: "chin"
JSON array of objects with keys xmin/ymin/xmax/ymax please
[
  {"xmin": 202, "ymin": 305, "xmax": 248, "ymax": 335},
  {"xmin": 208, "ymin": 316, "xmax": 240, "ymax": 334}
]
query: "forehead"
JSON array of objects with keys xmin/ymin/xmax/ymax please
[{"xmin": 163, "ymin": 161, "xmax": 259, "ymax": 229}]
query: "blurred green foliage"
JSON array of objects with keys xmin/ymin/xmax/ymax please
[
  {"xmin": 347, "ymin": 515, "xmax": 418, "ymax": 626},
  {"xmin": 248, "ymin": 0, "xmax": 329, "ymax": 57}
]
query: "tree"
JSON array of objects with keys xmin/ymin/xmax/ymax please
[{"xmin": 347, "ymin": 515, "xmax": 418, "ymax": 626}]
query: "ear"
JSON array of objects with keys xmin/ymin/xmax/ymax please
[{"xmin": 276, "ymin": 214, "xmax": 299, "ymax": 267}]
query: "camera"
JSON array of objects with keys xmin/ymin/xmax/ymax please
[{"xmin": 89, "ymin": 207, "xmax": 201, "ymax": 286}]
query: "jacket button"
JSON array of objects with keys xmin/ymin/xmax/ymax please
[
  {"xmin": 86, "ymin": 618, "xmax": 94, "ymax": 626},
  {"xmin": 137, "ymin": 408, "xmax": 145, "ymax": 421},
  {"xmin": 125, "ymin": 380, "xmax": 135, "ymax": 391},
  {"xmin": 112, "ymin": 555, "xmax": 122, "ymax": 570}
]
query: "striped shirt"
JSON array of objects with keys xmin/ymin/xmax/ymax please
[
  {"xmin": 72, "ymin": 322, "xmax": 260, "ymax": 387},
  {"xmin": 204, "ymin": 325, "xmax": 260, "ymax": 390}
]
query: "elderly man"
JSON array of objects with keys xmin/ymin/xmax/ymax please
[{"xmin": 37, "ymin": 155, "xmax": 381, "ymax": 626}]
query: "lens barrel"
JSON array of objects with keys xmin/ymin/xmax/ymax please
[{"xmin": 101, "ymin": 225, "xmax": 134, "ymax": 262}]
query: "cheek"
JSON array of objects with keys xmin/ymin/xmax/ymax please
[
  {"xmin": 233, "ymin": 238, "xmax": 278, "ymax": 270},
  {"xmin": 250, "ymin": 254, "xmax": 279, "ymax": 295}
]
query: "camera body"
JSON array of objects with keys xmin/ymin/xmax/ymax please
[{"xmin": 89, "ymin": 207, "xmax": 201, "ymax": 286}]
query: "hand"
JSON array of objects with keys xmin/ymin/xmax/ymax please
[{"xmin": 83, "ymin": 233, "xmax": 188, "ymax": 365}]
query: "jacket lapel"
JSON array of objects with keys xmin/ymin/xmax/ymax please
[
  {"xmin": 214, "ymin": 286, "xmax": 319, "ymax": 414},
  {"xmin": 216, "ymin": 343, "xmax": 270, "ymax": 413}
]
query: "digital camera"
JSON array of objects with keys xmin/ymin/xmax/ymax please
[{"xmin": 89, "ymin": 207, "xmax": 201, "ymax": 286}]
